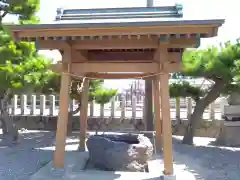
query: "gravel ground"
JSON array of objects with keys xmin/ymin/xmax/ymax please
[
  {"xmin": 0, "ymin": 131, "xmax": 240, "ymax": 180},
  {"xmin": 172, "ymin": 136, "xmax": 240, "ymax": 180},
  {"xmin": 0, "ymin": 131, "xmax": 55, "ymax": 180}
]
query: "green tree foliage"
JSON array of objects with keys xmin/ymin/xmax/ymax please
[
  {"xmin": 169, "ymin": 81, "xmax": 204, "ymax": 101},
  {"xmin": 0, "ymin": 33, "xmax": 52, "ymax": 138},
  {"xmin": 94, "ymin": 89, "xmax": 118, "ymax": 105},
  {"xmin": 0, "ymin": 42, "xmax": 52, "ymax": 94},
  {"xmin": 0, "ymin": 0, "xmax": 41, "ymax": 140},
  {"xmin": 0, "ymin": 0, "xmax": 40, "ymax": 23},
  {"xmin": 169, "ymin": 41, "xmax": 240, "ymax": 145}
]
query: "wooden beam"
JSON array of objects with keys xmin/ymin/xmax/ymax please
[
  {"xmin": 38, "ymin": 40, "xmax": 69, "ymax": 50},
  {"xmin": 79, "ymin": 78, "xmax": 89, "ymax": 151},
  {"xmin": 72, "ymin": 51, "xmax": 181, "ymax": 63},
  {"xmin": 87, "ymin": 51, "xmax": 153, "ymax": 62},
  {"xmin": 71, "ymin": 62, "xmax": 159, "ymax": 73},
  {"xmin": 86, "ymin": 73, "xmax": 154, "ymax": 79},
  {"xmin": 160, "ymin": 73, "xmax": 173, "ymax": 175},
  {"xmin": 211, "ymin": 27, "xmax": 219, "ymax": 37},
  {"xmin": 50, "ymin": 61, "xmax": 181, "ymax": 74},
  {"xmin": 37, "ymin": 37, "xmax": 198, "ymax": 50},
  {"xmin": 15, "ymin": 25, "xmax": 217, "ymax": 38},
  {"xmin": 72, "ymin": 49, "xmax": 88, "ymax": 62},
  {"xmin": 152, "ymin": 78, "xmax": 162, "ymax": 153},
  {"xmin": 159, "ymin": 45, "xmax": 174, "ymax": 175},
  {"xmin": 53, "ymin": 51, "xmax": 71, "ymax": 168},
  {"xmin": 163, "ymin": 62, "xmax": 182, "ymax": 73}
]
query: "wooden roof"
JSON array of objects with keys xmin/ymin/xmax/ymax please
[
  {"xmin": 8, "ymin": 4, "xmax": 224, "ymax": 79},
  {"xmin": 9, "ymin": 4, "xmax": 224, "ymax": 44}
]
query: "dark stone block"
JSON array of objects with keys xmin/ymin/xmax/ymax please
[{"xmin": 86, "ymin": 133, "xmax": 153, "ymax": 172}]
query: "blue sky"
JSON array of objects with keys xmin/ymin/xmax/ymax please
[{"xmin": 4, "ymin": 0, "xmax": 240, "ymax": 90}]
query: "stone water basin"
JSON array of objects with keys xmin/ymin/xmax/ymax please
[{"xmin": 86, "ymin": 133, "xmax": 153, "ymax": 172}]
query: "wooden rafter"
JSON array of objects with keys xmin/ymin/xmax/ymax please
[{"xmin": 36, "ymin": 36, "xmax": 199, "ymax": 50}]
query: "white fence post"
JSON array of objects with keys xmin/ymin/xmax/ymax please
[
  {"xmin": 100, "ymin": 104, "xmax": 104, "ymax": 118},
  {"xmin": 30, "ymin": 95, "xmax": 36, "ymax": 115},
  {"xmin": 142, "ymin": 102, "xmax": 145, "ymax": 120},
  {"xmin": 20, "ymin": 94, "xmax": 27, "ymax": 115},
  {"xmin": 110, "ymin": 97, "xmax": 115, "ymax": 118},
  {"xmin": 132, "ymin": 96, "xmax": 136, "ymax": 119},
  {"xmin": 7, "ymin": 93, "xmax": 223, "ymax": 121},
  {"xmin": 186, "ymin": 97, "xmax": 192, "ymax": 119},
  {"xmin": 121, "ymin": 98, "xmax": 125, "ymax": 119},
  {"xmin": 89, "ymin": 101, "xmax": 94, "ymax": 117},
  {"xmin": 69, "ymin": 99, "xmax": 75, "ymax": 112},
  {"xmin": 11, "ymin": 95, "xmax": 18, "ymax": 115},
  {"xmin": 40, "ymin": 95, "xmax": 46, "ymax": 115},
  {"xmin": 175, "ymin": 97, "xmax": 180, "ymax": 120},
  {"xmin": 49, "ymin": 95, "xmax": 55, "ymax": 116}
]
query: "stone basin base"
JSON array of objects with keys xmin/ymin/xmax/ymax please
[{"xmin": 30, "ymin": 151, "xmax": 196, "ymax": 180}]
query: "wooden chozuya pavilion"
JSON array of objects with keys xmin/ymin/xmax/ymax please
[{"xmin": 9, "ymin": 4, "xmax": 224, "ymax": 176}]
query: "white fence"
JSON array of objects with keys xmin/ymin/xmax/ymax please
[{"xmin": 8, "ymin": 94, "xmax": 223, "ymax": 120}]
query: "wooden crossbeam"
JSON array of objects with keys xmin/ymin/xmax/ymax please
[
  {"xmin": 72, "ymin": 62, "xmax": 158, "ymax": 73},
  {"xmin": 50, "ymin": 62, "xmax": 181, "ymax": 75},
  {"xmin": 86, "ymin": 73, "xmax": 154, "ymax": 79}
]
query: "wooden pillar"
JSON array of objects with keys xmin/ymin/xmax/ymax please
[
  {"xmin": 152, "ymin": 78, "xmax": 162, "ymax": 152},
  {"xmin": 144, "ymin": 79, "xmax": 154, "ymax": 131},
  {"xmin": 159, "ymin": 46, "xmax": 174, "ymax": 175},
  {"xmin": 79, "ymin": 78, "xmax": 89, "ymax": 150},
  {"xmin": 53, "ymin": 49, "xmax": 71, "ymax": 168},
  {"xmin": 145, "ymin": 1, "xmax": 154, "ymax": 132}
]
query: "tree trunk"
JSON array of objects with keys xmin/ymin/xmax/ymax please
[
  {"xmin": 0, "ymin": 109, "xmax": 7, "ymax": 134},
  {"xmin": 0, "ymin": 98, "xmax": 7, "ymax": 134},
  {"xmin": 182, "ymin": 100, "xmax": 206, "ymax": 144},
  {"xmin": 182, "ymin": 82, "xmax": 225, "ymax": 145},
  {"xmin": 0, "ymin": 90, "xmax": 19, "ymax": 143}
]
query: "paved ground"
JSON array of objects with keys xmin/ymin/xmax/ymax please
[{"xmin": 0, "ymin": 131, "xmax": 239, "ymax": 180}]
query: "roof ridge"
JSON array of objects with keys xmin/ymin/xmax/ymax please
[{"xmin": 55, "ymin": 4, "xmax": 183, "ymax": 21}]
